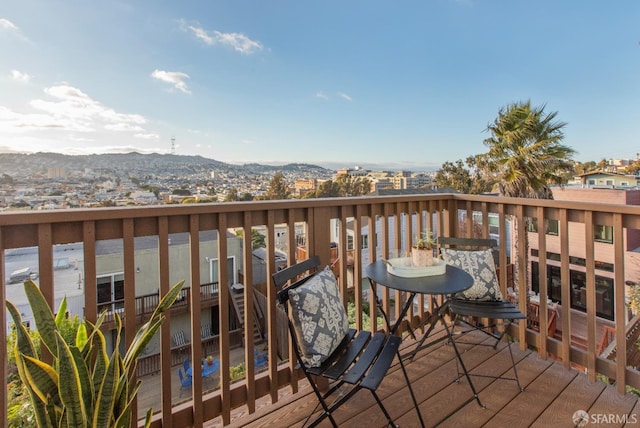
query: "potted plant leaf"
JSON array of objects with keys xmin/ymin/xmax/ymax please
[
  {"xmin": 412, "ymin": 231, "xmax": 436, "ymax": 267},
  {"xmin": 6, "ymin": 278, "xmax": 184, "ymax": 428}
]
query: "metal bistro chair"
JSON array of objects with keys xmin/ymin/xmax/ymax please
[
  {"xmin": 273, "ymin": 256, "xmax": 424, "ymax": 428},
  {"xmin": 438, "ymin": 237, "xmax": 526, "ymax": 407}
]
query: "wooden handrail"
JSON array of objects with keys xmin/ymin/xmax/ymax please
[{"xmin": 2, "ymin": 193, "xmax": 639, "ymax": 427}]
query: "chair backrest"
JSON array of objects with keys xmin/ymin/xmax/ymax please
[
  {"xmin": 172, "ymin": 330, "xmax": 187, "ymax": 347},
  {"xmin": 178, "ymin": 367, "xmax": 190, "ymax": 386},
  {"xmin": 438, "ymin": 237, "xmax": 499, "ymax": 264},
  {"xmin": 183, "ymin": 358, "xmax": 190, "ymax": 371},
  {"xmin": 273, "ymin": 255, "xmax": 321, "ymax": 305},
  {"xmin": 273, "ymin": 255, "xmax": 350, "ymax": 368},
  {"xmin": 201, "ymin": 324, "xmax": 211, "ymax": 338},
  {"xmin": 438, "ymin": 236, "xmax": 497, "ymax": 250},
  {"xmin": 438, "ymin": 237, "xmax": 503, "ymax": 301}
]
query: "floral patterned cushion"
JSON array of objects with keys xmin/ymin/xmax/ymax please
[
  {"xmin": 288, "ymin": 266, "xmax": 349, "ymax": 367},
  {"xmin": 441, "ymin": 248, "xmax": 503, "ymax": 301}
]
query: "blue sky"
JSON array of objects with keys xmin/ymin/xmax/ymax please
[{"xmin": 1, "ymin": 1, "xmax": 639, "ymax": 170}]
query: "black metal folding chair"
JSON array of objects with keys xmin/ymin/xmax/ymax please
[
  {"xmin": 438, "ymin": 237, "xmax": 526, "ymax": 407},
  {"xmin": 273, "ymin": 256, "xmax": 424, "ymax": 428}
]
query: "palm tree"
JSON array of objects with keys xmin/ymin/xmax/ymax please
[
  {"xmin": 480, "ymin": 101, "xmax": 575, "ymax": 299},
  {"xmin": 481, "ymin": 100, "xmax": 575, "ymax": 199}
]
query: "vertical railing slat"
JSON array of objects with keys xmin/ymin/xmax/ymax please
[
  {"xmin": 122, "ymin": 218, "xmax": 138, "ymax": 426},
  {"xmin": 265, "ymin": 210, "xmax": 278, "ymax": 403},
  {"xmin": 614, "ymin": 213, "xmax": 627, "ymax": 394},
  {"xmin": 285, "ymin": 208, "xmax": 299, "ymax": 395},
  {"xmin": 242, "ymin": 211, "xmax": 257, "ymax": 411},
  {"xmin": 559, "ymin": 208, "xmax": 572, "ymax": 368},
  {"xmin": 515, "ymin": 205, "xmax": 527, "ymax": 350},
  {"xmin": 158, "ymin": 216, "xmax": 173, "ymax": 428},
  {"xmin": 38, "ymin": 223, "xmax": 54, "ymax": 364},
  {"xmin": 83, "ymin": 221, "xmax": 97, "ymax": 323},
  {"xmin": 188, "ymin": 214, "xmax": 203, "ymax": 427},
  {"xmin": 352, "ymin": 206, "xmax": 363, "ymax": 331},
  {"xmin": 0, "ymin": 227, "xmax": 7, "ymax": 428},
  {"xmin": 585, "ymin": 211, "xmax": 597, "ymax": 382},
  {"xmin": 536, "ymin": 206, "xmax": 549, "ymax": 359},
  {"xmin": 217, "ymin": 213, "xmax": 231, "ymax": 423},
  {"xmin": 368, "ymin": 213, "xmax": 377, "ymax": 333}
]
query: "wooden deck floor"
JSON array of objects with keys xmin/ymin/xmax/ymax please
[{"xmin": 199, "ymin": 330, "xmax": 640, "ymax": 428}]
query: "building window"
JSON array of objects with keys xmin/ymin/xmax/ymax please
[
  {"xmin": 588, "ymin": 179, "xmax": 596, "ymax": 185},
  {"xmin": 527, "ymin": 218, "xmax": 558, "ymax": 235},
  {"xmin": 488, "ymin": 215, "xmax": 499, "ymax": 235},
  {"xmin": 97, "ymin": 273, "xmax": 124, "ymax": 314},
  {"xmin": 531, "ymin": 262, "xmax": 614, "ymax": 321},
  {"xmin": 594, "ymin": 225, "xmax": 613, "ymax": 244},
  {"xmin": 210, "ymin": 256, "xmax": 238, "ymax": 284},
  {"xmin": 360, "ymin": 234, "xmax": 369, "ymax": 250},
  {"xmin": 606, "ymin": 180, "xmax": 614, "ymax": 186}
]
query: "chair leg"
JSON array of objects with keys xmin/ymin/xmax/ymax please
[
  {"xmin": 397, "ymin": 351, "xmax": 425, "ymax": 427},
  {"xmin": 303, "ymin": 375, "xmax": 340, "ymax": 428},
  {"xmin": 442, "ymin": 315, "xmax": 485, "ymax": 408},
  {"xmin": 505, "ymin": 337, "xmax": 524, "ymax": 392},
  {"xmin": 370, "ymin": 390, "xmax": 397, "ymax": 428}
]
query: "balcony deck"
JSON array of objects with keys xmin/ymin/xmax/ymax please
[{"xmin": 144, "ymin": 329, "xmax": 638, "ymax": 428}]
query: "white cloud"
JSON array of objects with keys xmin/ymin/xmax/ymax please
[
  {"xmin": 0, "ymin": 84, "xmax": 152, "ymax": 138},
  {"xmin": 338, "ymin": 92, "xmax": 353, "ymax": 102},
  {"xmin": 315, "ymin": 91, "xmax": 329, "ymax": 100},
  {"xmin": 104, "ymin": 123, "xmax": 145, "ymax": 132},
  {"xmin": 188, "ymin": 25, "xmax": 214, "ymax": 45},
  {"xmin": 0, "ymin": 18, "xmax": 19, "ymax": 31},
  {"xmin": 186, "ymin": 24, "xmax": 264, "ymax": 54},
  {"xmin": 151, "ymin": 69, "xmax": 191, "ymax": 94},
  {"xmin": 0, "ymin": 18, "xmax": 31, "ymax": 43},
  {"xmin": 10, "ymin": 70, "xmax": 31, "ymax": 82},
  {"xmin": 134, "ymin": 133, "xmax": 160, "ymax": 140}
]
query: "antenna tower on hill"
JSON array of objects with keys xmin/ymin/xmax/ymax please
[{"xmin": 171, "ymin": 136, "xmax": 176, "ymax": 155}]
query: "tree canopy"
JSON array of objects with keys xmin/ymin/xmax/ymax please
[
  {"xmin": 263, "ymin": 172, "xmax": 291, "ymax": 200},
  {"xmin": 436, "ymin": 101, "xmax": 576, "ymax": 199}
]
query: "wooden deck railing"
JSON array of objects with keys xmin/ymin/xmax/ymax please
[
  {"xmin": 136, "ymin": 330, "xmax": 244, "ymax": 377},
  {"xmin": 98, "ymin": 281, "xmax": 220, "ymax": 329},
  {"xmin": 2, "ymin": 194, "xmax": 640, "ymax": 427}
]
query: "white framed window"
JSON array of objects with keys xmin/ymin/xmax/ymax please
[
  {"xmin": 97, "ymin": 272, "xmax": 124, "ymax": 314},
  {"xmin": 209, "ymin": 256, "xmax": 238, "ymax": 285}
]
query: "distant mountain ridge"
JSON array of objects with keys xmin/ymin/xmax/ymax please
[{"xmin": 0, "ymin": 152, "xmax": 332, "ymax": 177}]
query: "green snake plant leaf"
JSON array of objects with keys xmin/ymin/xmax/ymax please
[
  {"xmin": 23, "ymin": 280, "xmax": 59, "ymax": 356},
  {"xmin": 20, "ymin": 354, "xmax": 59, "ymax": 404},
  {"xmin": 90, "ymin": 328, "xmax": 109, "ymax": 395},
  {"xmin": 45, "ymin": 395, "xmax": 62, "ymax": 428},
  {"xmin": 76, "ymin": 322, "xmax": 89, "ymax": 351},
  {"xmin": 114, "ymin": 355, "xmax": 128, "ymax": 419},
  {"xmin": 93, "ymin": 352, "xmax": 120, "ymax": 428},
  {"xmin": 122, "ymin": 280, "xmax": 183, "ymax": 369},
  {"xmin": 17, "ymin": 354, "xmax": 57, "ymax": 428},
  {"xmin": 113, "ymin": 379, "xmax": 143, "ymax": 428},
  {"xmin": 123, "ymin": 317, "xmax": 163, "ymax": 370},
  {"xmin": 148, "ymin": 280, "xmax": 185, "ymax": 320},
  {"xmin": 56, "ymin": 332, "xmax": 87, "ymax": 428},
  {"xmin": 54, "ymin": 296, "xmax": 68, "ymax": 327},
  {"xmin": 69, "ymin": 337, "xmax": 94, "ymax": 421},
  {"xmin": 141, "ymin": 408, "xmax": 153, "ymax": 428},
  {"xmin": 6, "ymin": 300, "xmax": 37, "ymax": 359}
]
